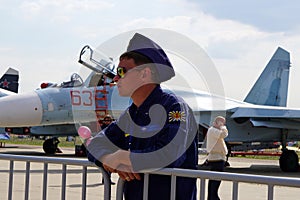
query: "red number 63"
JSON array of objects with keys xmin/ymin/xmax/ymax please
[{"xmin": 71, "ymin": 90, "xmax": 93, "ymax": 106}]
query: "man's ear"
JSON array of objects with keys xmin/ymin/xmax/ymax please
[
  {"xmin": 142, "ymin": 71, "xmax": 146, "ymax": 78},
  {"xmin": 141, "ymin": 67, "xmax": 151, "ymax": 79}
]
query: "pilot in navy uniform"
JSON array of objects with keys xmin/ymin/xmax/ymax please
[{"xmin": 87, "ymin": 33, "xmax": 198, "ymax": 200}]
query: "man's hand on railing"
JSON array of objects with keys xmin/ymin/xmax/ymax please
[
  {"xmin": 116, "ymin": 165, "xmax": 141, "ymax": 181},
  {"xmin": 101, "ymin": 150, "xmax": 141, "ymax": 182}
]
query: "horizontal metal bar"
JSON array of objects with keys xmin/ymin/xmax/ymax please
[
  {"xmin": 142, "ymin": 168, "xmax": 300, "ymax": 188},
  {"xmin": 0, "ymin": 154, "xmax": 94, "ymax": 167}
]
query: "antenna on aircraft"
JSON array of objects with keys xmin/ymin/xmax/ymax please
[{"xmin": 78, "ymin": 45, "xmax": 116, "ymax": 79}]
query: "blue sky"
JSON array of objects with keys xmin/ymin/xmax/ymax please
[
  {"xmin": 196, "ymin": 0, "xmax": 300, "ymax": 32},
  {"xmin": 1, "ymin": 0, "xmax": 300, "ymax": 107}
]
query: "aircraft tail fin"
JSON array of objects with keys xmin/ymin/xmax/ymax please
[
  {"xmin": 244, "ymin": 47, "xmax": 290, "ymax": 106},
  {"xmin": 0, "ymin": 68, "xmax": 19, "ymax": 93}
]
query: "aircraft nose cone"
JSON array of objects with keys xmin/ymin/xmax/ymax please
[{"xmin": 0, "ymin": 91, "xmax": 43, "ymax": 127}]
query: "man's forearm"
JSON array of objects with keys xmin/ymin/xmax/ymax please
[{"xmin": 101, "ymin": 150, "xmax": 132, "ymax": 169}]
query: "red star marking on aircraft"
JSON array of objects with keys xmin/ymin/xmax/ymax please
[{"xmin": 1, "ymin": 79, "xmax": 10, "ymax": 88}]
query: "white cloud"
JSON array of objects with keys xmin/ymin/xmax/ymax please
[
  {"xmin": 19, "ymin": 1, "xmax": 41, "ymax": 19},
  {"xmin": 19, "ymin": 0, "xmax": 114, "ymax": 21}
]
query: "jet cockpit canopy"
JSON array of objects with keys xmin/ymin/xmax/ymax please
[{"xmin": 61, "ymin": 73, "xmax": 84, "ymax": 88}]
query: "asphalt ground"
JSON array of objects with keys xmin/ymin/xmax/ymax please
[{"xmin": 0, "ymin": 144, "xmax": 299, "ymax": 200}]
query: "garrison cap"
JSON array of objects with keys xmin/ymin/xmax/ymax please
[{"xmin": 127, "ymin": 33, "xmax": 175, "ymax": 82}]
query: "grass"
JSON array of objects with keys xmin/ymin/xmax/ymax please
[
  {"xmin": 231, "ymin": 147, "xmax": 300, "ymax": 160},
  {"xmin": 1, "ymin": 135, "xmax": 83, "ymax": 147},
  {"xmin": 232, "ymin": 155, "xmax": 280, "ymax": 160}
]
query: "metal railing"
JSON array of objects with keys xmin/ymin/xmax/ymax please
[
  {"xmin": 1, "ymin": 154, "xmax": 300, "ymax": 200},
  {"xmin": 115, "ymin": 168, "xmax": 300, "ymax": 200},
  {"xmin": 0, "ymin": 154, "xmax": 111, "ymax": 200}
]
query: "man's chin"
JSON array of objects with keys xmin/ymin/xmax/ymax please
[{"xmin": 117, "ymin": 91, "xmax": 131, "ymax": 97}]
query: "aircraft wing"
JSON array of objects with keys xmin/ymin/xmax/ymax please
[
  {"xmin": 228, "ymin": 105, "xmax": 300, "ymax": 129},
  {"xmin": 230, "ymin": 106, "xmax": 300, "ymax": 119},
  {"xmin": 249, "ymin": 118, "xmax": 300, "ymax": 129}
]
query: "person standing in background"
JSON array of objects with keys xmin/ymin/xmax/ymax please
[
  {"xmin": 101, "ymin": 115, "xmax": 113, "ymax": 130},
  {"xmin": 100, "ymin": 114, "xmax": 115, "ymax": 185},
  {"xmin": 206, "ymin": 116, "xmax": 228, "ymax": 200}
]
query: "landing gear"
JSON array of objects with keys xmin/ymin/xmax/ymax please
[
  {"xmin": 279, "ymin": 129, "xmax": 299, "ymax": 172},
  {"xmin": 279, "ymin": 149, "xmax": 299, "ymax": 172},
  {"xmin": 43, "ymin": 137, "xmax": 60, "ymax": 154}
]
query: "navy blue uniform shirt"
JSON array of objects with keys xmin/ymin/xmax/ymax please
[{"xmin": 88, "ymin": 85, "xmax": 198, "ymax": 200}]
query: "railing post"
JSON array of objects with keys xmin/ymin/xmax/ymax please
[
  {"xmin": 116, "ymin": 179, "xmax": 125, "ymax": 200},
  {"xmin": 42, "ymin": 163, "xmax": 48, "ymax": 200},
  {"xmin": 24, "ymin": 161, "xmax": 30, "ymax": 200},
  {"xmin": 8, "ymin": 160, "xmax": 14, "ymax": 200},
  {"xmin": 82, "ymin": 166, "xmax": 87, "ymax": 200},
  {"xmin": 100, "ymin": 167, "xmax": 111, "ymax": 200},
  {"xmin": 143, "ymin": 173, "xmax": 150, "ymax": 200},
  {"xmin": 61, "ymin": 164, "xmax": 67, "ymax": 200},
  {"xmin": 170, "ymin": 175, "xmax": 177, "ymax": 200},
  {"xmin": 232, "ymin": 181, "xmax": 238, "ymax": 200},
  {"xmin": 199, "ymin": 178, "xmax": 206, "ymax": 200},
  {"xmin": 268, "ymin": 184, "xmax": 274, "ymax": 200}
]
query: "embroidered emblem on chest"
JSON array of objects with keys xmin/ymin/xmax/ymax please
[{"xmin": 168, "ymin": 111, "xmax": 186, "ymax": 122}]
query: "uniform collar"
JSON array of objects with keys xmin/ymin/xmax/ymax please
[{"xmin": 131, "ymin": 85, "xmax": 162, "ymax": 110}]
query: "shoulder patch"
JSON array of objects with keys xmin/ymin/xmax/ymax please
[{"xmin": 168, "ymin": 111, "xmax": 186, "ymax": 122}]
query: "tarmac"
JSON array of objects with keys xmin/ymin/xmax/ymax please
[{"xmin": 0, "ymin": 144, "xmax": 300, "ymax": 200}]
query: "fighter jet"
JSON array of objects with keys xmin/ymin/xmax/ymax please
[
  {"xmin": 1, "ymin": 46, "xmax": 300, "ymax": 172},
  {"xmin": 2, "ymin": 47, "xmax": 130, "ymax": 154},
  {"xmin": 0, "ymin": 67, "xmax": 19, "ymax": 139}
]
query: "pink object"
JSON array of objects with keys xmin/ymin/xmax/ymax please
[
  {"xmin": 86, "ymin": 138, "xmax": 92, "ymax": 146},
  {"xmin": 78, "ymin": 126, "xmax": 92, "ymax": 139}
]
